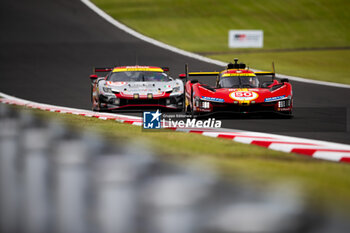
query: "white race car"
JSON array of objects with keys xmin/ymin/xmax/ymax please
[{"xmin": 90, "ymin": 65, "xmax": 184, "ymax": 111}]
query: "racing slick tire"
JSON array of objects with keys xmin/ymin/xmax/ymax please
[
  {"xmin": 184, "ymin": 88, "xmax": 193, "ymax": 116},
  {"xmin": 184, "ymin": 100, "xmax": 191, "ymax": 115},
  {"xmin": 190, "ymin": 96, "xmax": 201, "ymax": 118},
  {"xmin": 190, "ymin": 104, "xmax": 195, "ymax": 118},
  {"xmin": 92, "ymin": 94, "xmax": 103, "ymax": 112},
  {"xmin": 189, "ymin": 89, "xmax": 197, "ymax": 118}
]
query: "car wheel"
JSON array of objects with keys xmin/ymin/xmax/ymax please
[
  {"xmin": 184, "ymin": 99, "xmax": 190, "ymax": 115},
  {"xmin": 91, "ymin": 86, "xmax": 93, "ymax": 103},
  {"xmin": 190, "ymin": 89, "xmax": 196, "ymax": 118},
  {"xmin": 92, "ymin": 95, "xmax": 102, "ymax": 112},
  {"xmin": 190, "ymin": 96, "xmax": 198, "ymax": 118},
  {"xmin": 184, "ymin": 89, "xmax": 192, "ymax": 115}
]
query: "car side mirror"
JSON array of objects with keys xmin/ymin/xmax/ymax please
[
  {"xmin": 281, "ymin": 78, "xmax": 289, "ymax": 83},
  {"xmin": 178, "ymin": 73, "xmax": 187, "ymax": 79},
  {"xmin": 90, "ymin": 74, "xmax": 98, "ymax": 81}
]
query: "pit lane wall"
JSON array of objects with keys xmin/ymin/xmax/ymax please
[{"xmin": 0, "ymin": 92, "xmax": 349, "ymax": 163}]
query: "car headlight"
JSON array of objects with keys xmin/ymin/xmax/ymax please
[
  {"xmin": 103, "ymin": 86, "xmax": 112, "ymax": 93},
  {"xmin": 108, "ymin": 98, "xmax": 120, "ymax": 105},
  {"xmin": 278, "ymin": 99, "xmax": 291, "ymax": 108},
  {"xmin": 201, "ymin": 101, "xmax": 210, "ymax": 109},
  {"xmin": 172, "ymin": 86, "xmax": 181, "ymax": 93}
]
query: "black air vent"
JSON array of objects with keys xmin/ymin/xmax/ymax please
[
  {"xmin": 270, "ymin": 84, "xmax": 283, "ymax": 91},
  {"xmin": 201, "ymin": 85, "xmax": 216, "ymax": 92}
]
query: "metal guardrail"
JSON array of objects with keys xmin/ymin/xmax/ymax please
[{"xmin": 0, "ymin": 103, "xmax": 347, "ymax": 233}]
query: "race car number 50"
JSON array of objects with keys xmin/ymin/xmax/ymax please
[{"xmin": 229, "ymin": 91, "xmax": 259, "ymax": 101}]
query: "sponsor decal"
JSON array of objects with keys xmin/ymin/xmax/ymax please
[
  {"xmin": 265, "ymin": 95, "xmax": 285, "ymax": 102},
  {"xmin": 229, "ymin": 91, "xmax": 259, "ymax": 101},
  {"xmin": 278, "ymin": 107, "xmax": 291, "ymax": 111},
  {"xmin": 201, "ymin": 96, "xmax": 225, "ymax": 103},
  {"xmin": 234, "ymin": 34, "xmax": 260, "ymax": 42},
  {"xmin": 143, "ymin": 110, "xmax": 161, "ymax": 129},
  {"xmin": 113, "ymin": 66, "xmax": 163, "ymax": 72},
  {"xmin": 229, "ymin": 30, "xmax": 263, "ymax": 48},
  {"xmin": 129, "ymin": 83, "xmax": 158, "ymax": 88},
  {"xmin": 222, "ymin": 73, "xmax": 256, "ymax": 77},
  {"xmin": 107, "ymin": 81, "xmax": 126, "ymax": 86}
]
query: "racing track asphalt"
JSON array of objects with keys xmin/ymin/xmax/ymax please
[{"xmin": 1, "ymin": 0, "xmax": 349, "ymax": 144}]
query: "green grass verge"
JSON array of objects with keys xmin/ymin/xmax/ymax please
[
  {"xmin": 32, "ymin": 109, "xmax": 350, "ymax": 215},
  {"xmin": 91, "ymin": 0, "xmax": 350, "ymax": 84}
]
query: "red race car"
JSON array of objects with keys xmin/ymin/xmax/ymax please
[{"xmin": 182, "ymin": 59, "xmax": 293, "ymax": 117}]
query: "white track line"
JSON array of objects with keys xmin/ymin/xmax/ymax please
[
  {"xmin": 0, "ymin": 92, "xmax": 141, "ymax": 121},
  {"xmin": 81, "ymin": 0, "xmax": 350, "ymax": 89}
]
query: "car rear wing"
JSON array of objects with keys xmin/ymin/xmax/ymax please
[
  {"xmin": 162, "ymin": 67, "xmax": 170, "ymax": 72},
  {"xmin": 90, "ymin": 67, "xmax": 113, "ymax": 81},
  {"xmin": 93, "ymin": 67, "xmax": 113, "ymax": 73},
  {"xmin": 93, "ymin": 66, "xmax": 169, "ymax": 74},
  {"xmin": 255, "ymin": 62, "xmax": 276, "ymax": 79},
  {"xmin": 255, "ymin": 72, "xmax": 275, "ymax": 75},
  {"xmin": 178, "ymin": 64, "xmax": 220, "ymax": 82},
  {"xmin": 187, "ymin": 71, "xmax": 275, "ymax": 77},
  {"xmin": 179, "ymin": 62, "xmax": 276, "ymax": 82},
  {"xmin": 188, "ymin": 72, "xmax": 220, "ymax": 77},
  {"xmin": 255, "ymin": 71, "xmax": 276, "ymax": 80}
]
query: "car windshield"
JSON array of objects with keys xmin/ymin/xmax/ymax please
[
  {"xmin": 219, "ymin": 76, "xmax": 259, "ymax": 88},
  {"xmin": 107, "ymin": 71, "xmax": 170, "ymax": 82}
]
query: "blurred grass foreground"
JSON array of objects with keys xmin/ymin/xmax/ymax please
[
  {"xmin": 2, "ymin": 103, "xmax": 350, "ymax": 232},
  {"xmin": 2, "ymin": 103, "xmax": 350, "ymax": 233}
]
